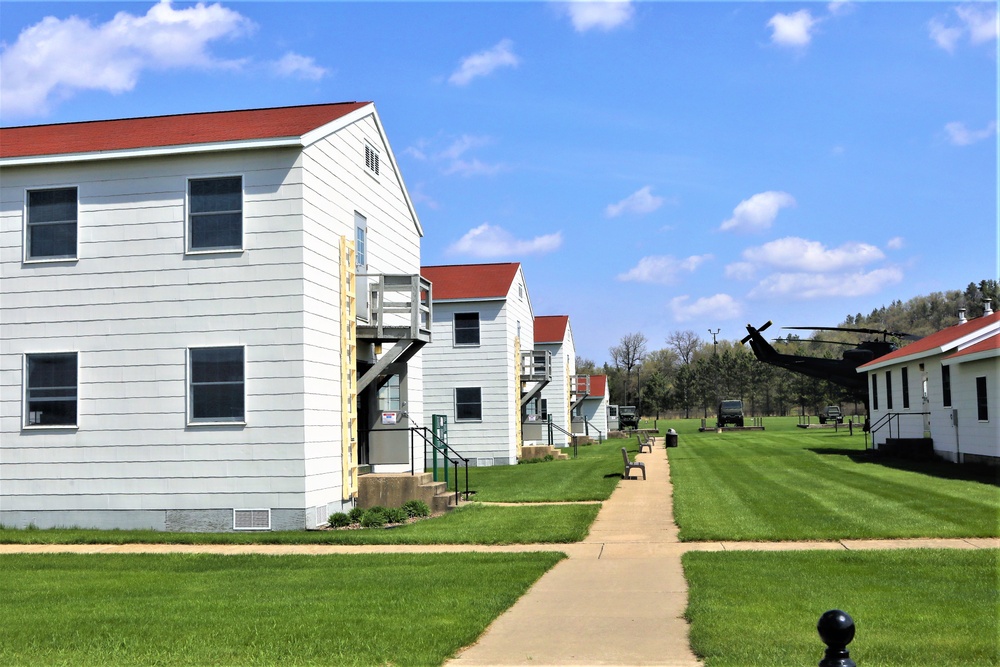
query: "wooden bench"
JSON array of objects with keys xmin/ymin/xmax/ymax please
[
  {"xmin": 621, "ymin": 447, "xmax": 646, "ymax": 480},
  {"xmin": 636, "ymin": 432, "xmax": 652, "ymax": 454}
]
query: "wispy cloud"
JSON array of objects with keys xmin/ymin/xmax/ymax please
[
  {"xmin": 720, "ymin": 191, "xmax": 796, "ymax": 232},
  {"xmin": 559, "ymin": 1, "xmax": 634, "ymax": 33},
  {"xmin": 767, "ymin": 10, "xmax": 819, "ymax": 47},
  {"xmin": 605, "ymin": 186, "xmax": 666, "ymax": 218},
  {"xmin": 617, "ymin": 254, "xmax": 713, "ymax": 284},
  {"xmin": 669, "ymin": 294, "xmax": 743, "ymax": 322},
  {"xmin": 748, "ymin": 268, "xmax": 904, "ymax": 300},
  {"xmin": 271, "ymin": 52, "xmax": 327, "ymax": 80},
  {"xmin": 448, "ymin": 223, "xmax": 562, "ymax": 258},
  {"xmin": 448, "ymin": 39, "xmax": 519, "ymax": 86},
  {"xmin": 405, "ymin": 134, "xmax": 505, "ymax": 177},
  {"xmin": 724, "ymin": 262, "xmax": 756, "ymax": 281},
  {"xmin": 742, "ymin": 237, "xmax": 885, "ymax": 272},
  {"xmin": 0, "ymin": 0, "xmax": 257, "ymax": 117},
  {"xmin": 886, "ymin": 237, "xmax": 905, "ymax": 250},
  {"xmin": 930, "ymin": 4, "xmax": 998, "ymax": 52},
  {"xmin": 945, "ymin": 121, "xmax": 997, "ymax": 146}
]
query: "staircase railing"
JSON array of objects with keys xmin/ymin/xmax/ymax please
[
  {"xmin": 580, "ymin": 416, "xmax": 603, "ymax": 443},
  {"xmin": 409, "ymin": 426, "xmax": 471, "ymax": 505},
  {"xmin": 866, "ymin": 411, "xmax": 931, "ymax": 450},
  {"xmin": 547, "ymin": 415, "xmax": 579, "ymax": 459}
]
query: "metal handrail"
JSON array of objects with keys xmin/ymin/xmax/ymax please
[
  {"xmin": 866, "ymin": 411, "xmax": 931, "ymax": 450},
  {"xmin": 547, "ymin": 416, "xmax": 579, "ymax": 458},
  {"xmin": 580, "ymin": 416, "xmax": 603, "ymax": 443},
  {"xmin": 409, "ymin": 426, "xmax": 471, "ymax": 505}
]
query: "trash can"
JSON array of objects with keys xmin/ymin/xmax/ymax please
[{"xmin": 665, "ymin": 428, "xmax": 678, "ymax": 448}]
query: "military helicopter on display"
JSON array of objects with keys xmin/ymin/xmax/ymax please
[{"xmin": 740, "ymin": 321, "xmax": 919, "ymax": 401}]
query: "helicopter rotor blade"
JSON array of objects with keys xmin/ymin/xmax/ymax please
[{"xmin": 782, "ymin": 325, "xmax": 919, "ymax": 340}]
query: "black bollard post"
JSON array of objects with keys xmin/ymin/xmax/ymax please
[{"xmin": 818, "ymin": 609, "xmax": 856, "ymax": 667}]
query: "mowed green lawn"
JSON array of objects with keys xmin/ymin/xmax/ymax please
[
  {"xmin": 684, "ymin": 548, "xmax": 1000, "ymax": 667},
  {"xmin": 667, "ymin": 417, "xmax": 1000, "ymax": 541},
  {"xmin": 0, "ymin": 552, "xmax": 564, "ymax": 667}
]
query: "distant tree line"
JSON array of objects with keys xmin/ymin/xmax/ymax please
[{"xmin": 581, "ymin": 279, "xmax": 997, "ymax": 419}]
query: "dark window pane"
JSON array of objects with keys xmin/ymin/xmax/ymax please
[
  {"xmin": 190, "ymin": 177, "xmax": 242, "ymax": 213},
  {"xmin": 871, "ymin": 374, "xmax": 879, "ymax": 411},
  {"xmin": 191, "ymin": 347, "xmax": 244, "ymax": 421},
  {"xmin": 27, "ymin": 188, "xmax": 77, "ymax": 258},
  {"xmin": 26, "ymin": 353, "xmax": 77, "ymax": 426},
  {"xmin": 190, "ymin": 177, "xmax": 241, "ymax": 249},
  {"xmin": 901, "ymin": 367, "xmax": 910, "ymax": 409},
  {"xmin": 190, "ymin": 212, "xmax": 242, "ymax": 249},
  {"xmin": 976, "ymin": 376, "xmax": 988, "ymax": 421},
  {"xmin": 942, "ymin": 365, "xmax": 952, "ymax": 407},
  {"xmin": 28, "ymin": 188, "xmax": 77, "ymax": 223},
  {"xmin": 456, "ymin": 387, "xmax": 482, "ymax": 420},
  {"xmin": 885, "ymin": 371, "xmax": 893, "ymax": 410},
  {"xmin": 455, "ymin": 313, "xmax": 480, "ymax": 345}
]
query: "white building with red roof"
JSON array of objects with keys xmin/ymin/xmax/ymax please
[
  {"xmin": 857, "ymin": 306, "xmax": 999, "ymax": 464},
  {"xmin": 420, "ymin": 263, "xmax": 543, "ymax": 465},
  {"xmin": 532, "ymin": 315, "xmax": 576, "ymax": 446},
  {"xmin": 573, "ymin": 374, "xmax": 611, "ymax": 440},
  {"xmin": 0, "ymin": 102, "xmax": 431, "ymax": 530}
]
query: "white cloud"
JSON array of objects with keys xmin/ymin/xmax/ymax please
[
  {"xmin": 617, "ymin": 254, "xmax": 712, "ymax": 284},
  {"xmin": 560, "ymin": 1, "xmax": 634, "ymax": 33},
  {"xmin": 886, "ymin": 237, "xmax": 905, "ymax": 250},
  {"xmin": 405, "ymin": 134, "xmax": 504, "ymax": 176},
  {"xmin": 930, "ymin": 5, "xmax": 998, "ymax": 52},
  {"xmin": 742, "ymin": 237, "xmax": 885, "ymax": 272},
  {"xmin": 448, "ymin": 39, "xmax": 519, "ymax": 86},
  {"xmin": 271, "ymin": 52, "xmax": 327, "ymax": 80},
  {"xmin": 767, "ymin": 10, "xmax": 819, "ymax": 47},
  {"xmin": 725, "ymin": 262, "xmax": 757, "ymax": 281},
  {"xmin": 749, "ymin": 268, "xmax": 904, "ymax": 300},
  {"xmin": 0, "ymin": 0, "xmax": 255, "ymax": 117},
  {"xmin": 827, "ymin": 2, "xmax": 854, "ymax": 17},
  {"xmin": 945, "ymin": 121, "xmax": 997, "ymax": 146},
  {"xmin": 448, "ymin": 223, "xmax": 562, "ymax": 258},
  {"xmin": 670, "ymin": 294, "xmax": 743, "ymax": 322},
  {"xmin": 605, "ymin": 186, "xmax": 665, "ymax": 218},
  {"xmin": 720, "ymin": 191, "xmax": 796, "ymax": 232}
]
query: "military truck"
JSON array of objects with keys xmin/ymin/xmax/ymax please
[
  {"xmin": 619, "ymin": 405, "xmax": 640, "ymax": 430},
  {"xmin": 819, "ymin": 405, "xmax": 843, "ymax": 424},
  {"xmin": 717, "ymin": 399, "xmax": 744, "ymax": 427}
]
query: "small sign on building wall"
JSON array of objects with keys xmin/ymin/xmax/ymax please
[{"xmin": 381, "ymin": 412, "xmax": 398, "ymax": 425}]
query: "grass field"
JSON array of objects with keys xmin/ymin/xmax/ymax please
[
  {"xmin": 684, "ymin": 548, "xmax": 1000, "ymax": 666},
  {"xmin": 666, "ymin": 417, "xmax": 1000, "ymax": 541},
  {"xmin": 462, "ymin": 434, "xmax": 635, "ymax": 502},
  {"xmin": 0, "ymin": 502, "xmax": 600, "ymax": 545},
  {"xmin": 0, "ymin": 551, "xmax": 563, "ymax": 666}
]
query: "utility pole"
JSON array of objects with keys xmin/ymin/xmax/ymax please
[{"xmin": 708, "ymin": 329, "xmax": 721, "ymax": 415}]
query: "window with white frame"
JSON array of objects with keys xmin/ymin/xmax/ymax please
[
  {"xmin": 871, "ymin": 374, "xmax": 879, "ymax": 411},
  {"xmin": 901, "ymin": 366, "xmax": 910, "ymax": 409},
  {"xmin": 355, "ymin": 213, "xmax": 367, "ymax": 268},
  {"xmin": 455, "ymin": 387, "xmax": 482, "ymax": 421},
  {"xmin": 26, "ymin": 187, "xmax": 77, "ymax": 260},
  {"xmin": 976, "ymin": 376, "xmax": 988, "ymax": 421},
  {"xmin": 188, "ymin": 176, "xmax": 242, "ymax": 251},
  {"xmin": 885, "ymin": 370, "xmax": 893, "ymax": 410},
  {"xmin": 942, "ymin": 365, "xmax": 952, "ymax": 407},
  {"xmin": 378, "ymin": 374, "xmax": 400, "ymax": 412},
  {"xmin": 189, "ymin": 347, "xmax": 245, "ymax": 423},
  {"xmin": 25, "ymin": 352, "xmax": 78, "ymax": 427},
  {"xmin": 454, "ymin": 312, "xmax": 480, "ymax": 346}
]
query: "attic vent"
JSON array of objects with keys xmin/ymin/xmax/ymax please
[
  {"xmin": 233, "ymin": 509, "xmax": 270, "ymax": 530},
  {"xmin": 364, "ymin": 143, "xmax": 380, "ymax": 176}
]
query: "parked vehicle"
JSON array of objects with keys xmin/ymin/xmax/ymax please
[
  {"xmin": 619, "ymin": 405, "xmax": 640, "ymax": 430},
  {"xmin": 717, "ymin": 400, "xmax": 744, "ymax": 427},
  {"xmin": 819, "ymin": 405, "xmax": 844, "ymax": 424}
]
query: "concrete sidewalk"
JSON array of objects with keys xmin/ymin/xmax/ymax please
[{"xmin": 444, "ymin": 444, "xmax": 702, "ymax": 667}]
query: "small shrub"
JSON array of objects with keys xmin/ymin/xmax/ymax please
[
  {"xmin": 328, "ymin": 512, "xmax": 351, "ymax": 528},
  {"xmin": 544, "ymin": 454, "xmax": 554, "ymax": 461},
  {"xmin": 348, "ymin": 506, "xmax": 365, "ymax": 523},
  {"xmin": 385, "ymin": 507, "xmax": 409, "ymax": 524},
  {"xmin": 403, "ymin": 499, "xmax": 431, "ymax": 518},
  {"xmin": 360, "ymin": 508, "xmax": 388, "ymax": 528}
]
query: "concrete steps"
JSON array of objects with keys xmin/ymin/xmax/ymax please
[
  {"xmin": 357, "ymin": 472, "xmax": 459, "ymax": 513},
  {"xmin": 520, "ymin": 445, "xmax": 569, "ymax": 461}
]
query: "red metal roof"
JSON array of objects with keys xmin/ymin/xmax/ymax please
[
  {"xmin": 944, "ymin": 330, "xmax": 1000, "ymax": 361},
  {"xmin": 534, "ymin": 315, "xmax": 569, "ymax": 343},
  {"xmin": 421, "ymin": 263, "xmax": 520, "ymax": 300},
  {"xmin": 859, "ymin": 311, "xmax": 1000, "ymax": 369},
  {"xmin": 588, "ymin": 374, "xmax": 608, "ymax": 397},
  {"xmin": 1, "ymin": 102, "xmax": 370, "ymax": 159}
]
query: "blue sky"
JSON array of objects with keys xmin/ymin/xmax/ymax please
[{"xmin": 2, "ymin": 1, "xmax": 997, "ymax": 362}]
